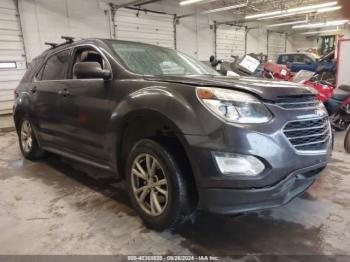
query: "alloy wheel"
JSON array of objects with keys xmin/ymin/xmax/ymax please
[
  {"xmin": 131, "ymin": 153, "xmax": 168, "ymax": 216},
  {"xmin": 21, "ymin": 120, "xmax": 33, "ymax": 153}
]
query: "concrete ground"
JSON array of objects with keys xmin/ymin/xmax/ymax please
[
  {"xmin": 0, "ymin": 115, "xmax": 15, "ymax": 132},
  {"xmin": 0, "ymin": 131, "xmax": 349, "ymax": 258}
]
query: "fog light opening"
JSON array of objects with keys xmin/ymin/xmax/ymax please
[{"xmin": 213, "ymin": 152, "xmax": 265, "ymax": 176}]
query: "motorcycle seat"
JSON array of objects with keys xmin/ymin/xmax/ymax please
[{"xmin": 333, "ymin": 88, "xmax": 350, "ymax": 101}]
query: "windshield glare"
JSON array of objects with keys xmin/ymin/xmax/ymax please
[{"xmin": 111, "ymin": 42, "xmax": 219, "ymax": 76}]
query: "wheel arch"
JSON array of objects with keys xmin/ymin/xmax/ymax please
[{"xmin": 113, "ymin": 109, "xmax": 199, "ymax": 207}]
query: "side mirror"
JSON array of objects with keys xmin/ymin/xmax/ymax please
[{"xmin": 73, "ymin": 62, "xmax": 111, "ymax": 80}]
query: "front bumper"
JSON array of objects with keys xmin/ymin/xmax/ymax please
[
  {"xmin": 197, "ymin": 162, "xmax": 325, "ymax": 214},
  {"xmin": 183, "ymin": 102, "xmax": 332, "ymax": 214}
]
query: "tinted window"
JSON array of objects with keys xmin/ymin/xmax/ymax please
[
  {"xmin": 280, "ymin": 55, "xmax": 289, "ymax": 64},
  {"xmin": 41, "ymin": 50, "xmax": 70, "ymax": 80},
  {"xmin": 304, "ymin": 55, "xmax": 314, "ymax": 64},
  {"xmin": 293, "ymin": 54, "xmax": 304, "ymax": 63}
]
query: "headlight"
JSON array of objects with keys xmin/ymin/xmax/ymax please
[{"xmin": 196, "ymin": 87, "xmax": 272, "ymax": 124}]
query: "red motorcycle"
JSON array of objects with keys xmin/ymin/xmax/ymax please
[
  {"xmin": 263, "ymin": 62, "xmax": 292, "ymax": 81},
  {"xmin": 324, "ymin": 84, "xmax": 350, "ymax": 131},
  {"xmin": 264, "ymin": 65, "xmax": 334, "ymax": 102},
  {"xmin": 292, "ymin": 70, "xmax": 334, "ymax": 102}
]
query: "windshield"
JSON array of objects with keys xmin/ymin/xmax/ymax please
[{"xmin": 110, "ymin": 41, "xmax": 219, "ymax": 76}]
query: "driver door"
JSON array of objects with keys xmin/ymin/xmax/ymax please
[{"xmin": 57, "ymin": 45, "xmax": 113, "ymax": 163}]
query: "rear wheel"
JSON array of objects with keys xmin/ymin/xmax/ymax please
[
  {"xmin": 19, "ymin": 118, "xmax": 46, "ymax": 160},
  {"xmin": 126, "ymin": 139, "xmax": 189, "ymax": 231}
]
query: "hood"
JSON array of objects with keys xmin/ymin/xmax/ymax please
[{"xmin": 144, "ymin": 75, "xmax": 317, "ymax": 101}]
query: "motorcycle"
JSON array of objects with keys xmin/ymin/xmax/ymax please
[
  {"xmin": 263, "ymin": 62, "xmax": 292, "ymax": 81},
  {"xmin": 324, "ymin": 84, "xmax": 350, "ymax": 131},
  {"xmin": 292, "ymin": 70, "xmax": 334, "ymax": 102}
]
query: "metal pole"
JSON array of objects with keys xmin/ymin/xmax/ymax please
[
  {"xmin": 173, "ymin": 15, "xmax": 177, "ymax": 50},
  {"xmin": 109, "ymin": 3, "xmax": 117, "ymax": 39},
  {"xmin": 244, "ymin": 26, "xmax": 248, "ymax": 55},
  {"xmin": 214, "ymin": 21, "xmax": 217, "ymax": 58},
  {"xmin": 267, "ymin": 29, "xmax": 270, "ymax": 60}
]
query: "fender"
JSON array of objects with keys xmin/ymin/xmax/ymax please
[
  {"xmin": 107, "ymin": 85, "xmax": 205, "ymax": 135},
  {"xmin": 105, "ymin": 85, "xmax": 207, "ymax": 179}
]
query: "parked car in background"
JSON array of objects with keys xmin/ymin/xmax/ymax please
[
  {"xmin": 276, "ymin": 52, "xmax": 335, "ymax": 74},
  {"xmin": 14, "ymin": 38, "xmax": 332, "ymax": 230}
]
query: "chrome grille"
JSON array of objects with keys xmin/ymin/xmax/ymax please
[
  {"xmin": 283, "ymin": 117, "xmax": 330, "ymax": 152},
  {"xmin": 275, "ymin": 96, "xmax": 320, "ymax": 109}
]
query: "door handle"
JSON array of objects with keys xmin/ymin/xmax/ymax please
[
  {"xmin": 30, "ymin": 86, "xmax": 37, "ymax": 93},
  {"xmin": 58, "ymin": 88, "xmax": 70, "ymax": 97}
]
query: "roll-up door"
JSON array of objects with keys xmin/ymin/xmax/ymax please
[
  {"xmin": 268, "ymin": 31, "xmax": 287, "ymax": 62},
  {"xmin": 115, "ymin": 8, "xmax": 175, "ymax": 49},
  {"xmin": 216, "ymin": 24, "xmax": 246, "ymax": 60},
  {"xmin": 0, "ymin": 0, "xmax": 26, "ymax": 115}
]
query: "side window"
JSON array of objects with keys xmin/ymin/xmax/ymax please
[
  {"xmin": 41, "ymin": 50, "xmax": 70, "ymax": 80},
  {"xmin": 293, "ymin": 54, "xmax": 304, "ymax": 63},
  {"xmin": 304, "ymin": 55, "xmax": 313, "ymax": 64},
  {"xmin": 280, "ymin": 55, "xmax": 289, "ymax": 64},
  {"xmin": 35, "ymin": 63, "xmax": 45, "ymax": 81},
  {"xmin": 70, "ymin": 47, "xmax": 109, "ymax": 79}
]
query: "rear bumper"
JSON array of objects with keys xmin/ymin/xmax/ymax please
[{"xmin": 198, "ymin": 162, "xmax": 325, "ymax": 214}]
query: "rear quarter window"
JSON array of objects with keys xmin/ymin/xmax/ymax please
[{"xmin": 20, "ymin": 57, "xmax": 44, "ymax": 83}]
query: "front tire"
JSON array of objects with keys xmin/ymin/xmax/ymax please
[
  {"xmin": 18, "ymin": 118, "xmax": 46, "ymax": 160},
  {"xmin": 330, "ymin": 113, "xmax": 349, "ymax": 132},
  {"xmin": 125, "ymin": 139, "xmax": 189, "ymax": 231},
  {"xmin": 345, "ymin": 128, "xmax": 350, "ymax": 153}
]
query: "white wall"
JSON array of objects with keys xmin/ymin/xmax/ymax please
[
  {"xmin": 19, "ymin": 0, "xmax": 299, "ymax": 64},
  {"xmin": 18, "ymin": 0, "xmax": 224, "ymax": 62},
  {"xmin": 289, "ymin": 35, "xmax": 318, "ymax": 52},
  {"xmin": 18, "ymin": 0, "xmax": 111, "ymax": 61},
  {"xmin": 247, "ymin": 27, "xmax": 267, "ymax": 55},
  {"xmin": 176, "ymin": 15, "xmax": 214, "ymax": 61}
]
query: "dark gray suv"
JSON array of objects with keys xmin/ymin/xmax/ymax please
[{"xmin": 14, "ymin": 38, "xmax": 332, "ymax": 230}]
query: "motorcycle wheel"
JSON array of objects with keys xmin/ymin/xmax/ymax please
[
  {"xmin": 330, "ymin": 113, "xmax": 349, "ymax": 132},
  {"xmin": 345, "ymin": 128, "xmax": 350, "ymax": 153}
]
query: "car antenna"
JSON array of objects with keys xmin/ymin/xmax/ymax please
[
  {"xmin": 61, "ymin": 36, "xmax": 74, "ymax": 43},
  {"xmin": 44, "ymin": 42, "xmax": 58, "ymax": 48}
]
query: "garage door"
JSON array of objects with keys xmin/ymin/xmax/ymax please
[
  {"xmin": 115, "ymin": 8, "xmax": 175, "ymax": 49},
  {"xmin": 216, "ymin": 24, "xmax": 246, "ymax": 60},
  {"xmin": 268, "ymin": 31, "xmax": 286, "ymax": 62},
  {"xmin": 0, "ymin": 0, "xmax": 26, "ymax": 115}
]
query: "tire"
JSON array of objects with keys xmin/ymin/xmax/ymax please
[
  {"xmin": 18, "ymin": 118, "xmax": 46, "ymax": 160},
  {"xmin": 345, "ymin": 128, "xmax": 350, "ymax": 153},
  {"xmin": 125, "ymin": 139, "xmax": 189, "ymax": 231},
  {"xmin": 330, "ymin": 113, "xmax": 349, "ymax": 132}
]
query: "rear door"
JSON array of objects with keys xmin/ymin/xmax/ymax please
[
  {"xmin": 31, "ymin": 49, "xmax": 71, "ymax": 146},
  {"xmin": 57, "ymin": 45, "xmax": 113, "ymax": 162}
]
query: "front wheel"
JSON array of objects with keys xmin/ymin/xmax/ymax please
[
  {"xmin": 330, "ymin": 113, "xmax": 349, "ymax": 132},
  {"xmin": 18, "ymin": 118, "xmax": 46, "ymax": 160},
  {"xmin": 125, "ymin": 139, "xmax": 189, "ymax": 231},
  {"xmin": 345, "ymin": 128, "xmax": 350, "ymax": 153}
]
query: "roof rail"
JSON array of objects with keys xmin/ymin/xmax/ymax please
[
  {"xmin": 61, "ymin": 36, "xmax": 74, "ymax": 43},
  {"xmin": 44, "ymin": 42, "xmax": 58, "ymax": 48}
]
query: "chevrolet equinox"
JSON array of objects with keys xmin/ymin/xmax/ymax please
[{"xmin": 14, "ymin": 38, "xmax": 332, "ymax": 230}]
